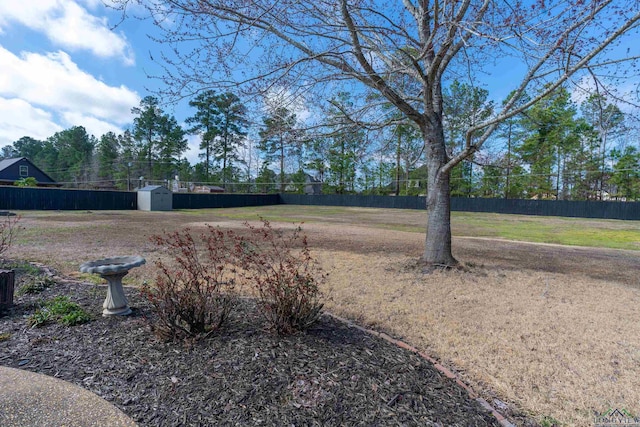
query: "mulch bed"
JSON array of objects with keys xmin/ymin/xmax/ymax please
[{"xmin": 0, "ymin": 265, "xmax": 500, "ymax": 426}]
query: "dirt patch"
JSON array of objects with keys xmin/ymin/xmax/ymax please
[{"xmin": 0, "ymin": 277, "xmax": 499, "ymax": 427}]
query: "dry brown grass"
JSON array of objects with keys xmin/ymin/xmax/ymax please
[
  {"xmin": 318, "ymin": 250, "xmax": 640, "ymax": 426},
  {"xmin": 6, "ymin": 208, "xmax": 640, "ymax": 426}
]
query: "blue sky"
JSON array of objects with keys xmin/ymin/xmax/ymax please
[
  {"xmin": 0, "ymin": 0, "xmax": 205, "ymax": 160},
  {"xmin": 0, "ymin": 1, "xmax": 637, "ymax": 166}
]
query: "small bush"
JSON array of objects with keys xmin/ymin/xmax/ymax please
[
  {"xmin": 28, "ymin": 296, "xmax": 91, "ymax": 328},
  {"xmin": 60, "ymin": 310, "xmax": 91, "ymax": 326},
  {"xmin": 236, "ymin": 220, "xmax": 325, "ymax": 335},
  {"xmin": 14, "ymin": 177, "xmax": 38, "ymax": 187},
  {"xmin": 144, "ymin": 227, "xmax": 238, "ymax": 341},
  {"xmin": 16, "ymin": 275, "xmax": 55, "ymax": 296},
  {"xmin": 27, "ymin": 308, "xmax": 51, "ymax": 328}
]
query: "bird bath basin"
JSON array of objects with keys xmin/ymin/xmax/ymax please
[{"xmin": 80, "ymin": 256, "xmax": 146, "ymax": 316}]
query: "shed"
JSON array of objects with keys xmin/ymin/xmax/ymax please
[{"xmin": 137, "ymin": 185, "xmax": 172, "ymax": 211}]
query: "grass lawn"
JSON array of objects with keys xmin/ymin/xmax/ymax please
[
  {"xmin": 6, "ymin": 206, "xmax": 640, "ymax": 426},
  {"xmin": 178, "ymin": 205, "xmax": 640, "ymax": 251}
]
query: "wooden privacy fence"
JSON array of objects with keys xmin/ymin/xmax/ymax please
[
  {"xmin": 0, "ymin": 186, "xmax": 135, "ymax": 210},
  {"xmin": 2, "ymin": 185, "xmax": 640, "ymax": 221},
  {"xmin": 280, "ymin": 194, "xmax": 640, "ymax": 220}
]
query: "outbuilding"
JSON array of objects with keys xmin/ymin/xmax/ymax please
[
  {"xmin": 0, "ymin": 157, "xmax": 58, "ymax": 187},
  {"xmin": 137, "ymin": 185, "xmax": 172, "ymax": 211}
]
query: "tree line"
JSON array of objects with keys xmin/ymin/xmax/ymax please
[
  {"xmin": 1, "ymin": 85, "xmax": 637, "ymax": 200},
  {"xmin": 111, "ymin": 0, "xmax": 639, "ymax": 268}
]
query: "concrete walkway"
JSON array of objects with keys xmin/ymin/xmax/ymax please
[{"xmin": 0, "ymin": 366, "xmax": 137, "ymax": 427}]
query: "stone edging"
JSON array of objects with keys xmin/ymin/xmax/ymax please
[{"xmin": 324, "ymin": 312, "xmax": 516, "ymax": 427}]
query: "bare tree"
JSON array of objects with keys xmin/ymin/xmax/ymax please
[{"xmin": 116, "ymin": 0, "xmax": 640, "ymax": 267}]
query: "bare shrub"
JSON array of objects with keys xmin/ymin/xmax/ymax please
[
  {"xmin": 236, "ymin": 220, "xmax": 325, "ymax": 335},
  {"xmin": 144, "ymin": 227, "xmax": 237, "ymax": 341},
  {"xmin": 0, "ymin": 214, "xmax": 20, "ymax": 262}
]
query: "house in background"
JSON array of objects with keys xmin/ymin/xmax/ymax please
[
  {"xmin": 0, "ymin": 157, "xmax": 58, "ymax": 187},
  {"xmin": 304, "ymin": 174, "xmax": 322, "ymax": 195}
]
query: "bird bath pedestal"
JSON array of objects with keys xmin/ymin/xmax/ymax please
[{"xmin": 80, "ymin": 256, "xmax": 146, "ymax": 316}]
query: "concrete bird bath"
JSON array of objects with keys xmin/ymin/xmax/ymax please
[{"xmin": 79, "ymin": 256, "xmax": 146, "ymax": 316}]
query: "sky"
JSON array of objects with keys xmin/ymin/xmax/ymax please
[
  {"xmin": 0, "ymin": 0, "xmax": 205, "ymax": 163},
  {"xmin": 0, "ymin": 1, "xmax": 637, "ymax": 166}
]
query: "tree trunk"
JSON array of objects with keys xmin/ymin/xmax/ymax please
[
  {"xmin": 222, "ymin": 138, "xmax": 228, "ymax": 190},
  {"xmin": 206, "ymin": 139, "xmax": 210, "ymax": 181},
  {"xmin": 280, "ymin": 138, "xmax": 285, "ymax": 192},
  {"xmin": 422, "ymin": 129, "xmax": 457, "ymax": 267},
  {"xmin": 505, "ymin": 124, "xmax": 512, "ymax": 199},
  {"xmin": 395, "ymin": 131, "xmax": 401, "ymax": 196}
]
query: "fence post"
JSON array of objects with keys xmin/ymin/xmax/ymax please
[{"xmin": 0, "ymin": 269, "xmax": 15, "ymax": 312}]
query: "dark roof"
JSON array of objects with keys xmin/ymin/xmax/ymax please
[
  {"xmin": 0, "ymin": 158, "xmax": 23, "ymax": 172},
  {"xmin": 0, "ymin": 157, "xmax": 58, "ymax": 185},
  {"xmin": 138, "ymin": 185, "xmax": 170, "ymax": 192}
]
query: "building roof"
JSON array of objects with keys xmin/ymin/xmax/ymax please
[
  {"xmin": 0, "ymin": 157, "xmax": 23, "ymax": 172},
  {"xmin": 0, "ymin": 157, "xmax": 58, "ymax": 185},
  {"xmin": 138, "ymin": 185, "xmax": 170, "ymax": 192}
]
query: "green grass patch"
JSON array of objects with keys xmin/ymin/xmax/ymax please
[
  {"xmin": 0, "ymin": 260, "xmax": 41, "ymax": 276},
  {"xmin": 184, "ymin": 207, "xmax": 640, "ymax": 250},
  {"xmin": 28, "ymin": 296, "xmax": 91, "ymax": 328},
  {"xmin": 16, "ymin": 275, "xmax": 55, "ymax": 296},
  {"xmin": 451, "ymin": 212, "xmax": 640, "ymax": 250}
]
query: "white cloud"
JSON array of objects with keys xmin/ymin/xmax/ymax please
[
  {"xmin": 184, "ymin": 133, "xmax": 201, "ymax": 165},
  {"xmin": 61, "ymin": 111, "xmax": 123, "ymax": 139},
  {"xmin": 0, "ymin": 0, "xmax": 134, "ymax": 65},
  {"xmin": 0, "ymin": 47, "xmax": 140, "ymax": 125},
  {"xmin": 0, "ymin": 97, "xmax": 63, "ymax": 146},
  {"xmin": 0, "ymin": 46, "xmax": 140, "ymax": 146},
  {"xmin": 570, "ymin": 75, "xmax": 640, "ymax": 114},
  {"xmin": 263, "ymin": 87, "xmax": 312, "ymax": 123}
]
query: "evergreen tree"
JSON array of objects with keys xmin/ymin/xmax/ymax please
[
  {"xmin": 132, "ymin": 96, "xmax": 164, "ymax": 179},
  {"xmin": 581, "ymin": 94, "xmax": 625, "ymax": 200},
  {"xmin": 47, "ymin": 126, "xmax": 95, "ymax": 186},
  {"xmin": 442, "ymin": 81, "xmax": 494, "ymax": 197},
  {"xmin": 325, "ymin": 93, "xmax": 365, "ymax": 194},
  {"xmin": 187, "ymin": 91, "xmax": 248, "ymax": 185},
  {"xmin": 155, "ymin": 115, "xmax": 187, "ymax": 181},
  {"xmin": 610, "ymin": 147, "xmax": 640, "ymax": 200},
  {"xmin": 305, "ymin": 136, "xmax": 330, "ymax": 184},
  {"xmin": 517, "ymin": 87, "xmax": 578, "ymax": 199},
  {"xmin": 12, "ymin": 136, "xmax": 44, "ymax": 160},
  {"xmin": 132, "ymin": 96, "xmax": 187, "ymax": 182},
  {"xmin": 258, "ymin": 106, "xmax": 301, "ymax": 191},
  {"xmin": 255, "ymin": 164, "xmax": 277, "ymax": 193},
  {"xmin": 495, "ymin": 91, "xmax": 530, "ymax": 199},
  {"xmin": 96, "ymin": 132, "xmax": 120, "ymax": 182}
]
